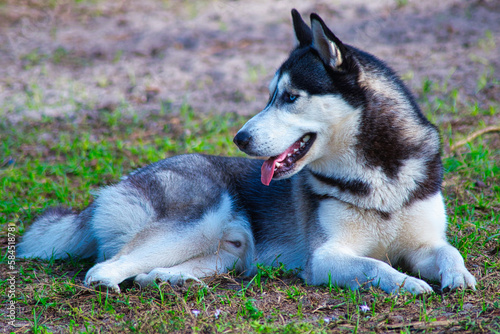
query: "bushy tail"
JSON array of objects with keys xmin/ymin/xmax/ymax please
[{"xmin": 17, "ymin": 206, "xmax": 97, "ymax": 260}]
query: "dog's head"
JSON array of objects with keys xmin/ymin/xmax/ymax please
[{"xmin": 234, "ymin": 10, "xmax": 365, "ymax": 185}]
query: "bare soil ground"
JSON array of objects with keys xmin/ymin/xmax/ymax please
[{"xmin": 0, "ymin": 0, "xmax": 499, "ymax": 121}]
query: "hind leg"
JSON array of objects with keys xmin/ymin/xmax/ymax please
[
  {"xmin": 134, "ymin": 250, "xmax": 242, "ymax": 287},
  {"xmin": 84, "ymin": 196, "xmax": 253, "ymax": 293},
  {"xmin": 85, "ymin": 222, "xmax": 252, "ymax": 293}
]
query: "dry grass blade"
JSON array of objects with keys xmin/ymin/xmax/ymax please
[
  {"xmin": 450, "ymin": 125, "xmax": 500, "ymax": 151},
  {"xmin": 382, "ymin": 319, "xmax": 457, "ymax": 329}
]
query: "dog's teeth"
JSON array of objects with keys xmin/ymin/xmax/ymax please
[
  {"xmin": 294, "ymin": 148, "xmax": 299, "ymax": 153},
  {"xmin": 303, "ymin": 135, "xmax": 310, "ymax": 143},
  {"xmin": 275, "ymin": 162, "xmax": 281, "ymax": 168},
  {"xmin": 287, "ymin": 153, "xmax": 292, "ymax": 157},
  {"xmin": 299, "ymin": 142, "xmax": 305, "ymax": 148}
]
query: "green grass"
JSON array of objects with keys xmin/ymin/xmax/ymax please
[
  {"xmin": 1, "ymin": 84, "xmax": 499, "ymax": 332},
  {"xmin": 0, "ymin": 104, "xmax": 246, "ymax": 231}
]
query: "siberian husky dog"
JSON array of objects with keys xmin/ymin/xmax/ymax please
[{"xmin": 18, "ymin": 10, "xmax": 476, "ymax": 295}]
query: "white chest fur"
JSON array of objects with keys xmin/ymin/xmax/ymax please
[{"xmin": 316, "ymin": 192, "xmax": 448, "ymax": 263}]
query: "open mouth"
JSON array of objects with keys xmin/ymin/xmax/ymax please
[{"xmin": 261, "ymin": 133, "xmax": 316, "ymax": 186}]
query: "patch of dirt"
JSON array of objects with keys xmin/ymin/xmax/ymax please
[{"xmin": 0, "ymin": 0, "xmax": 498, "ymax": 122}]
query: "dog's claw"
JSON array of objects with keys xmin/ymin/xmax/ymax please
[
  {"xmin": 441, "ymin": 269, "xmax": 477, "ymax": 292},
  {"xmin": 85, "ymin": 277, "xmax": 121, "ymax": 294},
  {"xmin": 135, "ymin": 269, "xmax": 204, "ymax": 288},
  {"xmin": 390, "ymin": 277, "xmax": 433, "ymax": 295}
]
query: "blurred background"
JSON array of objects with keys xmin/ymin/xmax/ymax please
[{"xmin": 0, "ymin": 0, "xmax": 498, "ymax": 122}]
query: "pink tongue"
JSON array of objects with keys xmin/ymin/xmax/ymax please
[
  {"xmin": 261, "ymin": 158, "xmax": 276, "ymax": 186},
  {"xmin": 260, "ymin": 148, "xmax": 295, "ymax": 186}
]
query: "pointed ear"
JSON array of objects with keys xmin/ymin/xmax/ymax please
[
  {"xmin": 310, "ymin": 13, "xmax": 346, "ymax": 69},
  {"xmin": 291, "ymin": 9, "xmax": 312, "ymax": 47}
]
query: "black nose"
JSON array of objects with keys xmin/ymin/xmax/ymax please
[{"xmin": 233, "ymin": 131, "xmax": 252, "ymax": 150}]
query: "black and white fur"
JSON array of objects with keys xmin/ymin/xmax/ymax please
[{"xmin": 18, "ymin": 10, "xmax": 476, "ymax": 294}]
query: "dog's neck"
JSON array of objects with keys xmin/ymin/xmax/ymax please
[{"xmin": 306, "ymin": 104, "xmax": 441, "ymax": 213}]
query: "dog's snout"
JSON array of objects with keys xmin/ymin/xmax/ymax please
[{"xmin": 233, "ymin": 131, "xmax": 252, "ymax": 150}]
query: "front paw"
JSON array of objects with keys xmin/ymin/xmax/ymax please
[{"xmin": 441, "ymin": 268, "xmax": 476, "ymax": 291}]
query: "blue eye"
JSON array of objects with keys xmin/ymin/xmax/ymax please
[{"xmin": 286, "ymin": 92, "xmax": 297, "ymax": 103}]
